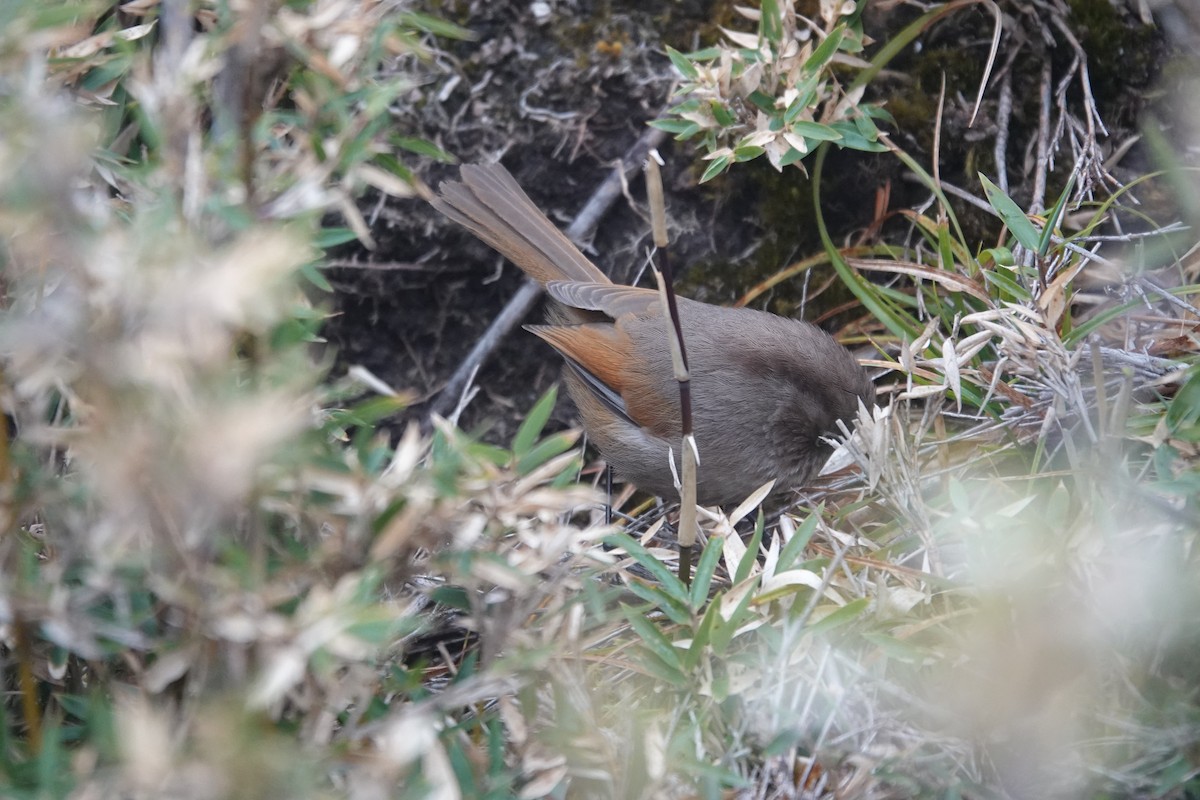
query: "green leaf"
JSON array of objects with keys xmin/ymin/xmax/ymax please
[
  {"xmin": 978, "ymin": 246, "xmax": 1015, "ymax": 268},
  {"xmin": 1064, "ymin": 291, "xmax": 1174, "ymax": 346},
  {"xmin": 361, "ymin": 81, "xmax": 410, "ymax": 120},
  {"xmin": 1038, "ymin": 171, "xmax": 1077, "ymax": 257},
  {"xmin": 550, "ymin": 459, "xmax": 582, "ymax": 488},
  {"xmin": 733, "ymin": 144, "xmax": 765, "ymax": 162},
  {"xmin": 690, "ymin": 535, "xmax": 725, "ymax": 609},
  {"xmin": 734, "ymin": 511, "xmax": 765, "ymax": 584},
  {"xmin": 979, "ymin": 173, "xmax": 1041, "ymax": 252},
  {"xmin": 454, "ymin": 650, "xmax": 480, "ymax": 683},
  {"xmin": 603, "ymin": 533, "xmax": 691, "ymax": 606},
  {"xmin": 346, "ymin": 616, "xmax": 410, "ymax": 645},
  {"xmin": 860, "ymin": 631, "xmax": 930, "ymax": 664},
  {"xmin": 684, "ymin": 46, "xmax": 724, "ymax": 61},
  {"xmin": 937, "ymin": 218, "xmax": 954, "ymax": 273},
  {"xmin": 889, "ymin": 143, "xmax": 968, "ymax": 247},
  {"xmin": 300, "ymin": 261, "xmax": 333, "ymax": 292},
  {"xmin": 396, "ymin": 11, "xmax": 476, "ymax": 40},
  {"xmin": 1166, "ymin": 367, "xmax": 1200, "ymax": 436},
  {"xmin": 316, "ymin": 227, "xmax": 360, "ymax": 249},
  {"xmin": 635, "ymin": 645, "xmax": 690, "ymax": 688},
  {"xmin": 760, "ymin": 0, "xmax": 783, "ymax": 42},
  {"xmin": 514, "ymin": 431, "xmax": 577, "ymax": 475},
  {"xmin": 803, "ymin": 25, "xmax": 845, "ymax": 72},
  {"xmin": 371, "ymin": 154, "xmax": 416, "ymax": 187},
  {"xmin": 778, "ymin": 146, "xmax": 806, "ymax": 167},
  {"xmin": 622, "ymin": 605, "xmax": 685, "ymax": 672},
  {"xmin": 826, "ymin": 121, "xmax": 888, "ymax": 152},
  {"xmin": 649, "ymin": 118, "xmax": 702, "ymax": 138},
  {"xmin": 684, "ymin": 597, "xmax": 722, "ymax": 671},
  {"xmin": 466, "ymin": 440, "xmax": 511, "ymax": 467},
  {"xmin": 790, "ymin": 121, "xmax": 842, "ymax": 142},
  {"xmin": 777, "ymin": 508, "xmax": 820, "ymax": 572},
  {"xmin": 512, "ymin": 386, "xmax": 557, "ymax": 456},
  {"xmin": 686, "ymin": 46, "xmax": 720, "ymax": 61},
  {"xmin": 665, "ymin": 45, "xmax": 699, "ymax": 80},
  {"xmin": 710, "ymin": 577, "xmax": 760, "ymax": 653},
  {"xmin": 864, "ymin": 103, "xmax": 896, "ymax": 124},
  {"xmin": 431, "ymin": 585, "xmax": 471, "ymax": 611},
  {"xmin": 1155, "ymin": 755, "xmax": 1199, "ymax": 796},
  {"xmin": 22, "ymin": 3, "xmax": 97, "ymax": 29},
  {"xmin": 710, "ymin": 100, "xmax": 736, "ymax": 127},
  {"xmin": 747, "ymin": 90, "xmax": 776, "ymax": 112},
  {"xmin": 700, "ymin": 155, "xmax": 731, "ymax": 183},
  {"xmin": 129, "ymin": 86, "xmax": 162, "ymax": 153},
  {"xmin": 783, "ymin": 74, "xmax": 821, "ymax": 123},
  {"xmin": 55, "ymin": 693, "xmax": 91, "ymax": 720},
  {"xmin": 735, "ymin": 46, "xmax": 765, "ymax": 63},
  {"xmin": 981, "ymin": 265, "xmax": 1031, "ymax": 302},
  {"xmin": 840, "ymin": 23, "xmax": 865, "ymax": 53},
  {"xmin": 335, "ymin": 395, "xmax": 407, "ymax": 427},
  {"xmin": 80, "ymin": 53, "xmax": 134, "ymax": 91},
  {"xmin": 853, "ymin": 111, "xmax": 881, "ymax": 141},
  {"xmin": 35, "ymin": 716, "xmax": 71, "ymax": 797},
  {"xmin": 677, "ymin": 759, "xmax": 751, "ymax": 789},
  {"xmin": 625, "ymin": 580, "xmax": 693, "ymax": 626},
  {"xmin": 392, "ymin": 136, "xmax": 456, "ymax": 163},
  {"xmin": 762, "ymin": 728, "xmax": 804, "ymax": 757},
  {"xmin": 806, "ymin": 597, "xmax": 869, "ymax": 636}
]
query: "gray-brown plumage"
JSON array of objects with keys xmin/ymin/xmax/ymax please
[{"xmin": 433, "ymin": 163, "xmax": 875, "ymax": 506}]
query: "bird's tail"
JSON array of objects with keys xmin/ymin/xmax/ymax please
[{"xmin": 432, "ymin": 163, "xmax": 610, "ymax": 286}]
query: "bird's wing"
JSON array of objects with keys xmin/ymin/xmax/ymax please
[{"xmin": 543, "ymin": 281, "xmax": 660, "ymax": 319}]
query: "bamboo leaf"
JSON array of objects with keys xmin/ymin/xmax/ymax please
[
  {"xmin": 734, "ymin": 511, "xmax": 765, "ymax": 584},
  {"xmin": 806, "ymin": 597, "xmax": 870, "ymax": 636},
  {"xmin": 690, "ymin": 534, "xmax": 725, "ymax": 609},
  {"xmin": 803, "ymin": 25, "xmax": 845, "ymax": 72},
  {"xmin": 625, "ymin": 580, "xmax": 693, "ymax": 627},
  {"xmin": 512, "ymin": 386, "xmax": 557, "ymax": 456},
  {"xmin": 604, "ymin": 534, "xmax": 691, "ymax": 606},
  {"xmin": 514, "ymin": 431, "xmax": 578, "ymax": 475},
  {"xmin": 979, "ymin": 173, "xmax": 1041, "ymax": 252},
  {"xmin": 777, "ymin": 509, "xmax": 820, "ymax": 572},
  {"xmin": 665, "ymin": 45, "xmax": 699, "ymax": 80},
  {"xmin": 700, "ymin": 154, "xmax": 732, "ymax": 183},
  {"xmin": 623, "ymin": 605, "xmax": 685, "ymax": 673},
  {"xmin": 1038, "ymin": 171, "xmax": 1077, "ymax": 257}
]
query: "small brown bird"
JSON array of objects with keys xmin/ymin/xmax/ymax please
[{"xmin": 433, "ymin": 163, "xmax": 874, "ymax": 506}]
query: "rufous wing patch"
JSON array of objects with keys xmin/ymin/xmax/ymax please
[
  {"xmin": 526, "ymin": 323, "xmax": 633, "ymax": 397},
  {"xmin": 528, "ymin": 321, "xmax": 679, "ymax": 438}
]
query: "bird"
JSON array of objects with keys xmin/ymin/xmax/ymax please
[{"xmin": 432, "ymin": 162, "xmax": 875, "ymax": 506}]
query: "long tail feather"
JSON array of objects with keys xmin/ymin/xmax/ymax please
[{"xmin": 432, "ymin": 163, "xmax": 609, "ymax": 286}]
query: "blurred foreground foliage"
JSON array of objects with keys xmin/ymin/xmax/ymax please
[
  {"xmin": 0, "ymin": 2, "xmax": 603, "ymax": 797},
  {"xmin": 2, "ymin": 1, "xmax": 1200, "ymax": 799}
]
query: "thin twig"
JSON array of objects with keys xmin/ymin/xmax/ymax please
[
  {"xmin": 994, "ymin": 69, "xmax": 1013, "ymax": 194},
  {"xmin": 1032, "ymin": 58, "xmax": 1053, "ymax": 215},
  {"xmin": 646, "ymin": 155, "xmax": 696, "ymax": 584}
]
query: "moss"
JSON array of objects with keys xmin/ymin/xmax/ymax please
[
  {"xmin": 552, "ymin": 0, "xmax": 734, "ymax": 53},
  {"xmin": 678, "ymin": 159, "xmax": 874, "ymax": 321},
  {"xmin": 1066, "ymin": 0, "xmax": 1161, "ymax": 112},
  {"xmin": 908, "ymin": 47, "xmax": 987, "ymax": 96},
  {"xmin": 886, "ymin": 91, "xmax": 938, "ymax": 149}
]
